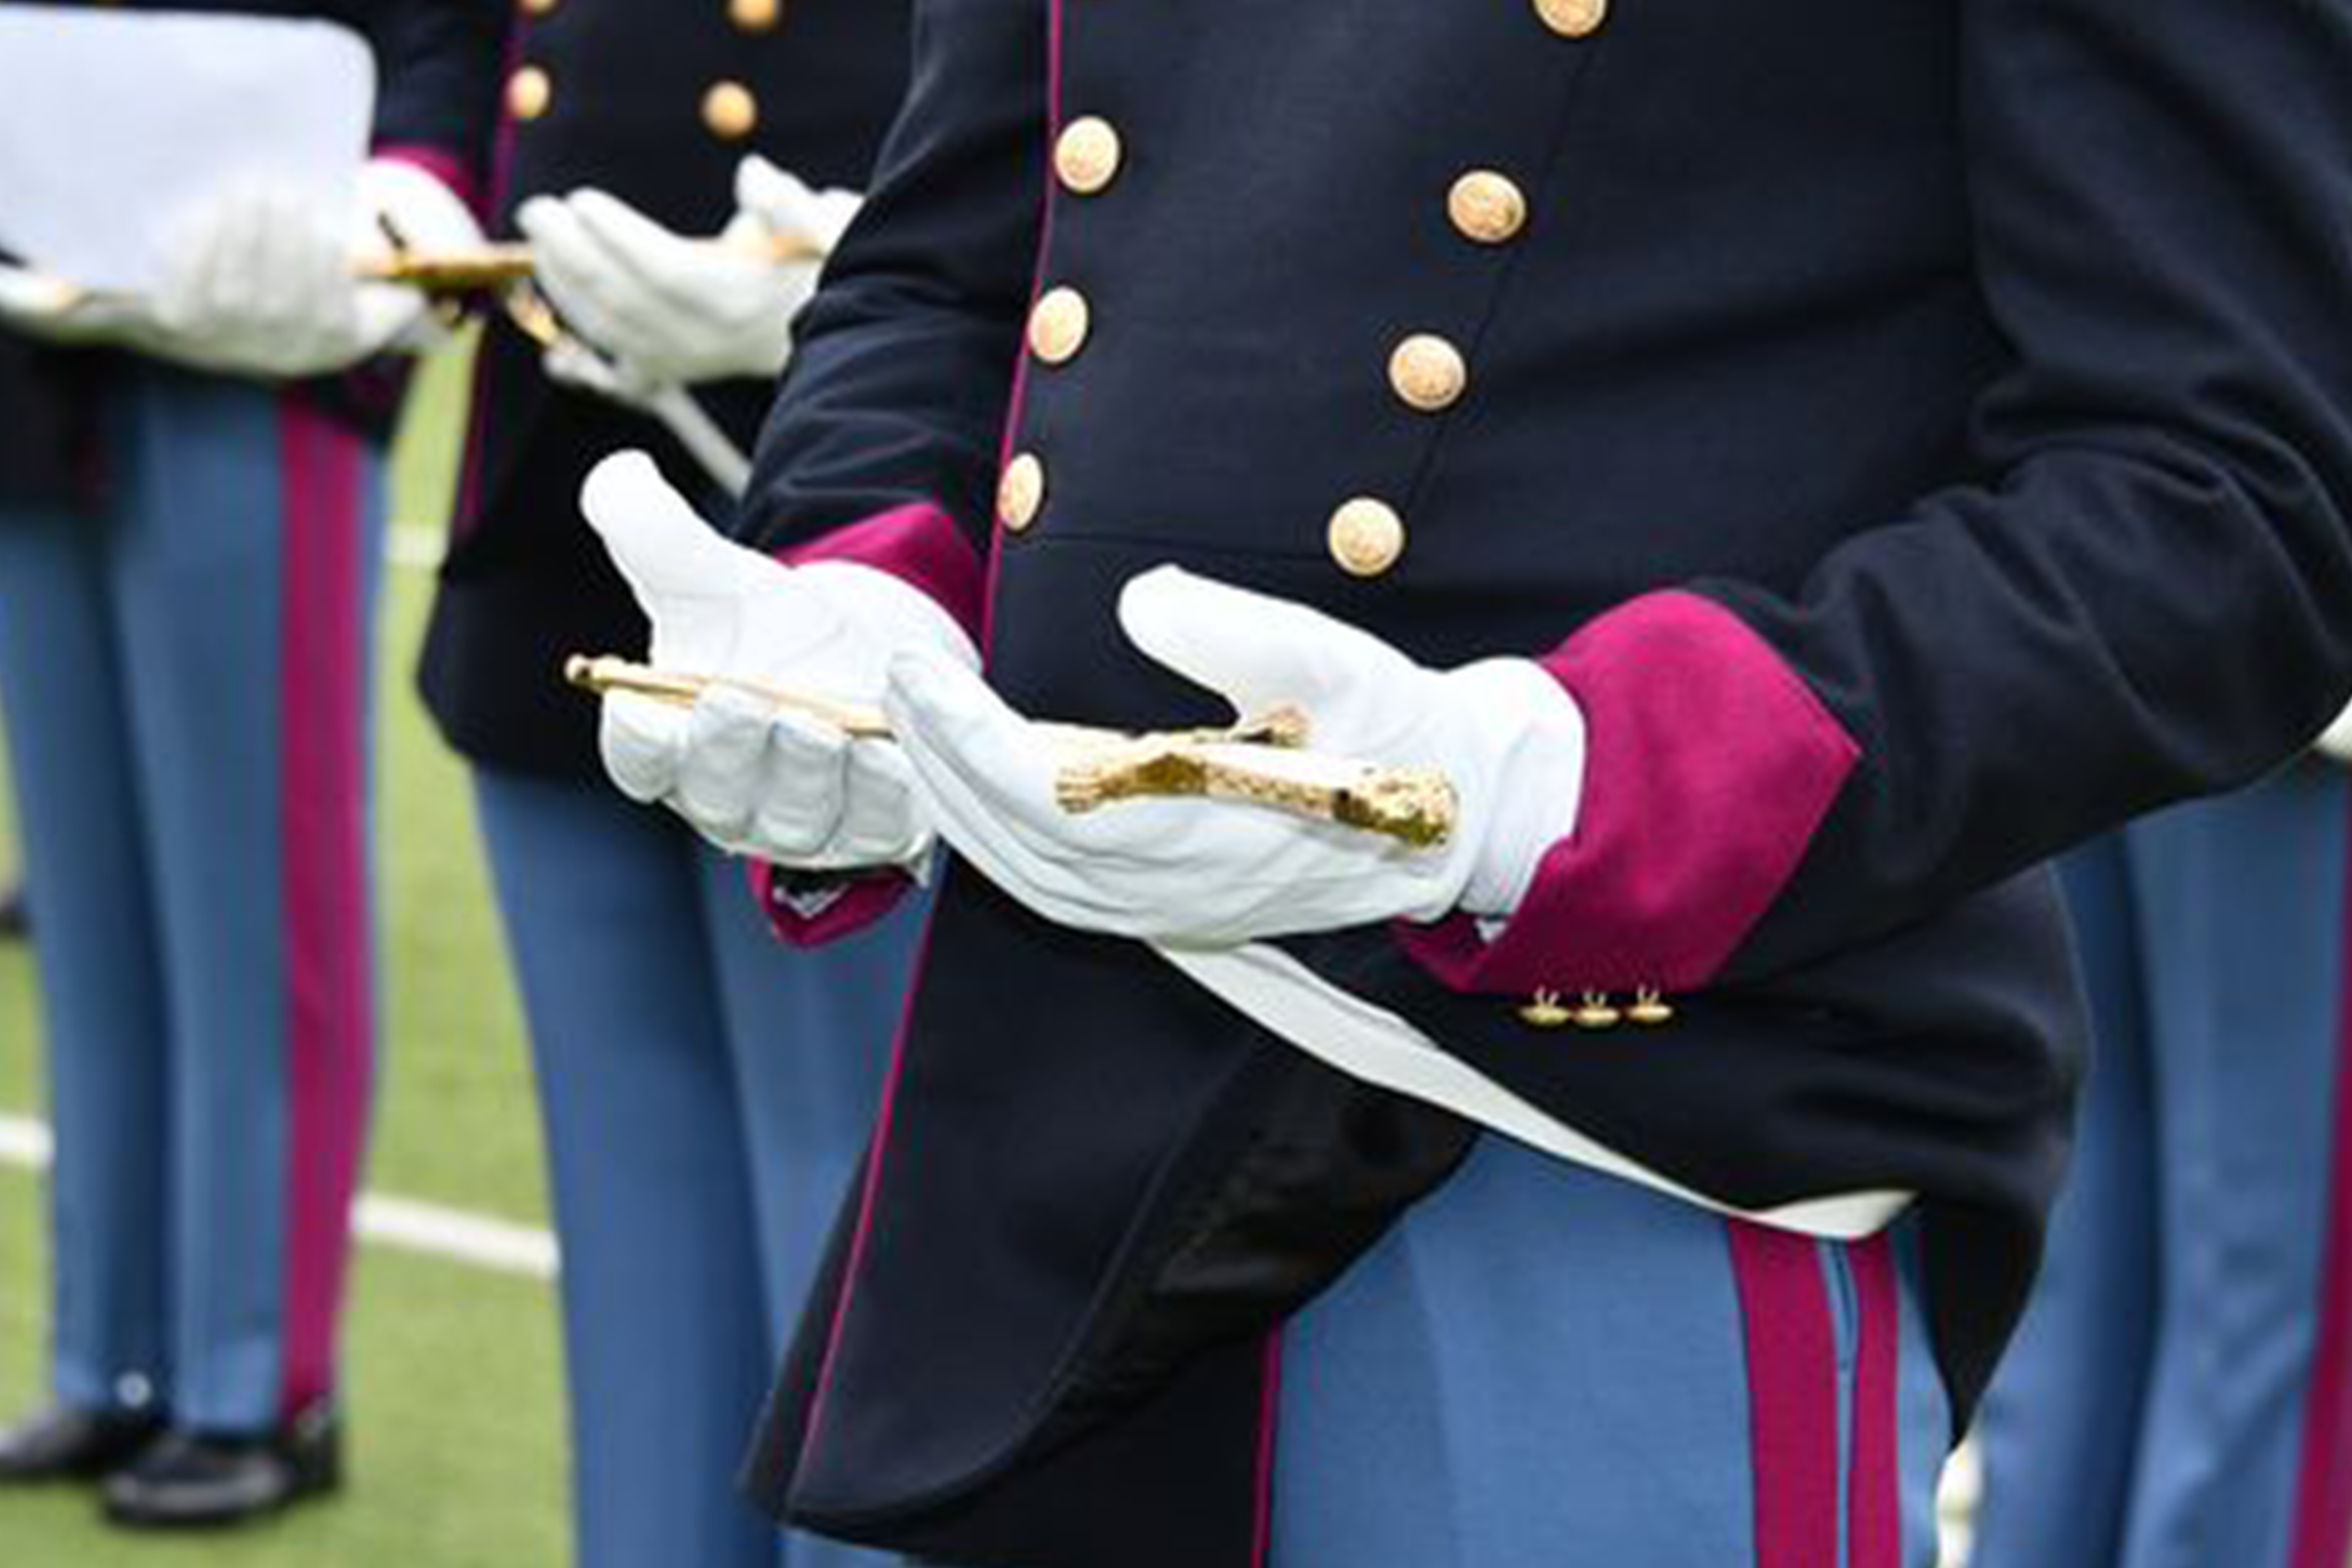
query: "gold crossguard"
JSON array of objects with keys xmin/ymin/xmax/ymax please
[
  {"xmin": 358, "ymin": 232, "xmax": 824, "ymax": 295},
  {"xmin": 563, "ymin": 656, "xmax": 1458, "ymax": 849}
]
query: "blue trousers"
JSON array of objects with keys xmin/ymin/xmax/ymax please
[
  {"xmin": 472, "ymin": 769, "xmax": 915, "ymax": 1568},
  {"xmin": 1270, "ymin": 1141, "xmax": 1949, "ymax": 1567},
  {"xmin": 0, "ymin": 367, "xmax": 382, "ymax": 1433},
  {"xmin": 1974, "ymin": 765, "xmax": 2352, "ymax": 1568},
  {"xmin": 916, "ymin": 1152, "xmax": 1947, "ymax": 1568}
]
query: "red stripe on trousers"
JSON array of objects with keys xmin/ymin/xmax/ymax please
[
  {"xmin": 1729, "ymin": 1222, "xmax": 1840, "ymax": 1568},
  {"xmin": 2288, "ymin": 801, "xmax": 2352, "ymax": 1568},
  {"xmin": 1847, "ymin": 1235, "xmax": 1902, "ymax": 1568},
  {"xmin": 276, "ymin": 400, "xmax": 372, "ymax": 1418}
]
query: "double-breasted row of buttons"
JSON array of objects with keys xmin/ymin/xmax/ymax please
[
  {"xmin": 998, "ymin": 0, "xmax": 1607, "ymax": 564},
  {"xmin": 995, "ymin": 114, "xmax": 1127, "ymax": 534},
  {"xmin": 1328, "ymin": 0, "xmax": 1603, "ymax": 579},
  {"xmin": 507, "ymin": 0, "xmax": 781, "ymax": 141}
]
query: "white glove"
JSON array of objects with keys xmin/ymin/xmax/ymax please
[
  {"xmin": 0, "ymin": 161, "xmax": 473, "ymax": 365},
  {"xmin": 0, "ymin": 262, "xmax": 157, "ymax": 347},
  {"xmin": 519, "ymin": 154, "xmax": 858, "ymax": 392},
  {"xmin": 2317, "ymin": 700, "xmax": 2352, "ymax": 765},
  {"xmin": 139, "ymin": 158, "xmax": 480, "ymax": 378},
  {"xmin": 882, "ymin": 568, "xmax": 1589, "ymax": 949},
  {"xmin": 582, "ymin": 450, "xmax": 976, "ymax": 869}
]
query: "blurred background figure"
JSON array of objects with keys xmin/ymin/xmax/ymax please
[
  {"xmin": 0, "ymin": 877, "xmax": 24, "ymax": 941},
  {"xmin": 1972, "ymin": 728, "xmax": 2352, "ymax": 1568},
  {"xmin": 413, "ymin": 4, "xmax": 917, "ymax": 1564},
  {"xmin": 0, "ymin": 0, "xmax": 501, "ymax": 1529}
]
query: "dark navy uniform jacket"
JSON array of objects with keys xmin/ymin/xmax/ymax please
[
  {"xmin": 0, "ymin": 0, "xmax": 509, "ymax": 508},
  {"xmin": 416, "ymin": 0, "xmax": 912, "ymax": 782},
  {"xmin": 728, "ymin": 0, "xmax": 2352, "ymax": 1564}
]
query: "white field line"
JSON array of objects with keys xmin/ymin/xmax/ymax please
[
  {"xmin": 355, "ymin": 1194, "xmax": 557, "ymax": 1279},
  {"xmin": 0, "ymin": 1111, "xmax": 556, "ymax": 1282},
  {"xmin": 0, "ymin": 1113, "xmax": 48, "ymax": 1170}
]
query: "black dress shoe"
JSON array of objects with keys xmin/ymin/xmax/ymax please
[
  {"xmin": 100, "ymin": 1403, "xmax": 341, "ymax": 1529},
  {"xmin": 0, "ymin": 1403, "xmax": 165, "ymax": 1483}
]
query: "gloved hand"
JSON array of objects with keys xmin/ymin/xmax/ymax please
[
  {"xmin": 582, "ymin": 449, "xmax": 976, "ymax": 869},
  {"xmin": 139, "ymin": 158, "xmax": 481, "ymax": 378},
  {"xmin": 519, "ymin": 154, "xmax": 858, "ymax": 393},
  {"xmin": 883, "ymin": 568, "xmax": 1589, "ymax": 948}
]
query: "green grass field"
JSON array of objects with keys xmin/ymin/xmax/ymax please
[{"xmin": 0, "ymin": 340, "xmax": 575, "ymax": 1566}]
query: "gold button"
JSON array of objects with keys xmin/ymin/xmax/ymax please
[
  {"xmin": 999, "ymin": 454, "xmax": 1047, "ymax": 533},
  {"xmin": 507, "ymin": 66, "xmax": 554, "ymax": 122},
  {"xmin": 1448, "ymin": 171, "xmax": 1528, "ymax": 246},
  {"xmin": 519, "ymin": 0, "xmax": 560, "ymax": 15},
  {"xmin": 1573, "ymin": 993, "xmax": 1625, "ymax": 1030},
  {"xmin": 1519, "ymin": 990, "xmax": 1574, "ymax": 1029},
  {"xmin": 1054, "ymin": 118, "xmax": 1125, "ymax": 196},
  {"xmin": 729, "ymin": 0, "xmax": 783, "ymax": 29},
  {"xmin": 1027, "ymin": 287, "xmax": 1091, "ymax": 366},
  {"xmin": 1388, "ymin": 334, "xmax": 1468, "ymax": 414},
  {"xmin": 1534, "ymin": 0, "xmax": 1608, "ymax": 35},
  {"xmin": 702, "ymin": 80, "xmax": 760, "ymax": 141},
  {"xmin": 1327, "ymin": 498, "xmax": 1406, "ymax": 578}
]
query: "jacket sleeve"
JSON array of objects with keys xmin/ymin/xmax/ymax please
[
  {"xmin": 730, "ymin": 0, "xmax": 1049, "ymax": 943},
  {"xmin": 1403, "ymin": 0, "xmax": 2352, "ymax": 998},
  {"xmin": 359, "ymin": 0, "xmax": 512, "ymax": 207},
  {"xmin": 737, "ymin": 0, "xmax": 1047, "ymax": 611}
]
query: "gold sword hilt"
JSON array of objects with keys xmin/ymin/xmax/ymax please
[
  {"xmin": 360, "ymin": 232, "xmax": 825, "ymax": 295},
  {"xmin": 564, "ymin": 656, "xmax": 895, "ymax": 738},
  {"xmin": 1051, "ymin": 741, "xmax": 1458, "ymax": 851},
  {"xmin": 563, "ymin": 655, "xmax": 1456, "ymax": 849},
  {"xmin": 8, "ymin": 231, "xmax": 823, "ymax": 315}
]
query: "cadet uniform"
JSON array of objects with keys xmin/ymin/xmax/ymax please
[
  {"xmin": 1974, "ymin": 762, "xmax": 2352, "ymax": 1568},
  {"xmin": 705, "ymin": 0, "xmax": 2352, "ymax": 1565},
  {"xmin": 0, "ymin": 0, "xmax": 503, "ymax": 1513},
  {"xmin": 415, "ymin": 4, "xmax": 915, "ymax": 1564}
]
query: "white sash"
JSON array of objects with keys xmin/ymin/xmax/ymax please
[{"xmin": 1156, "ymin": 942, "xmax": 1914, "ymax": 1243}]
